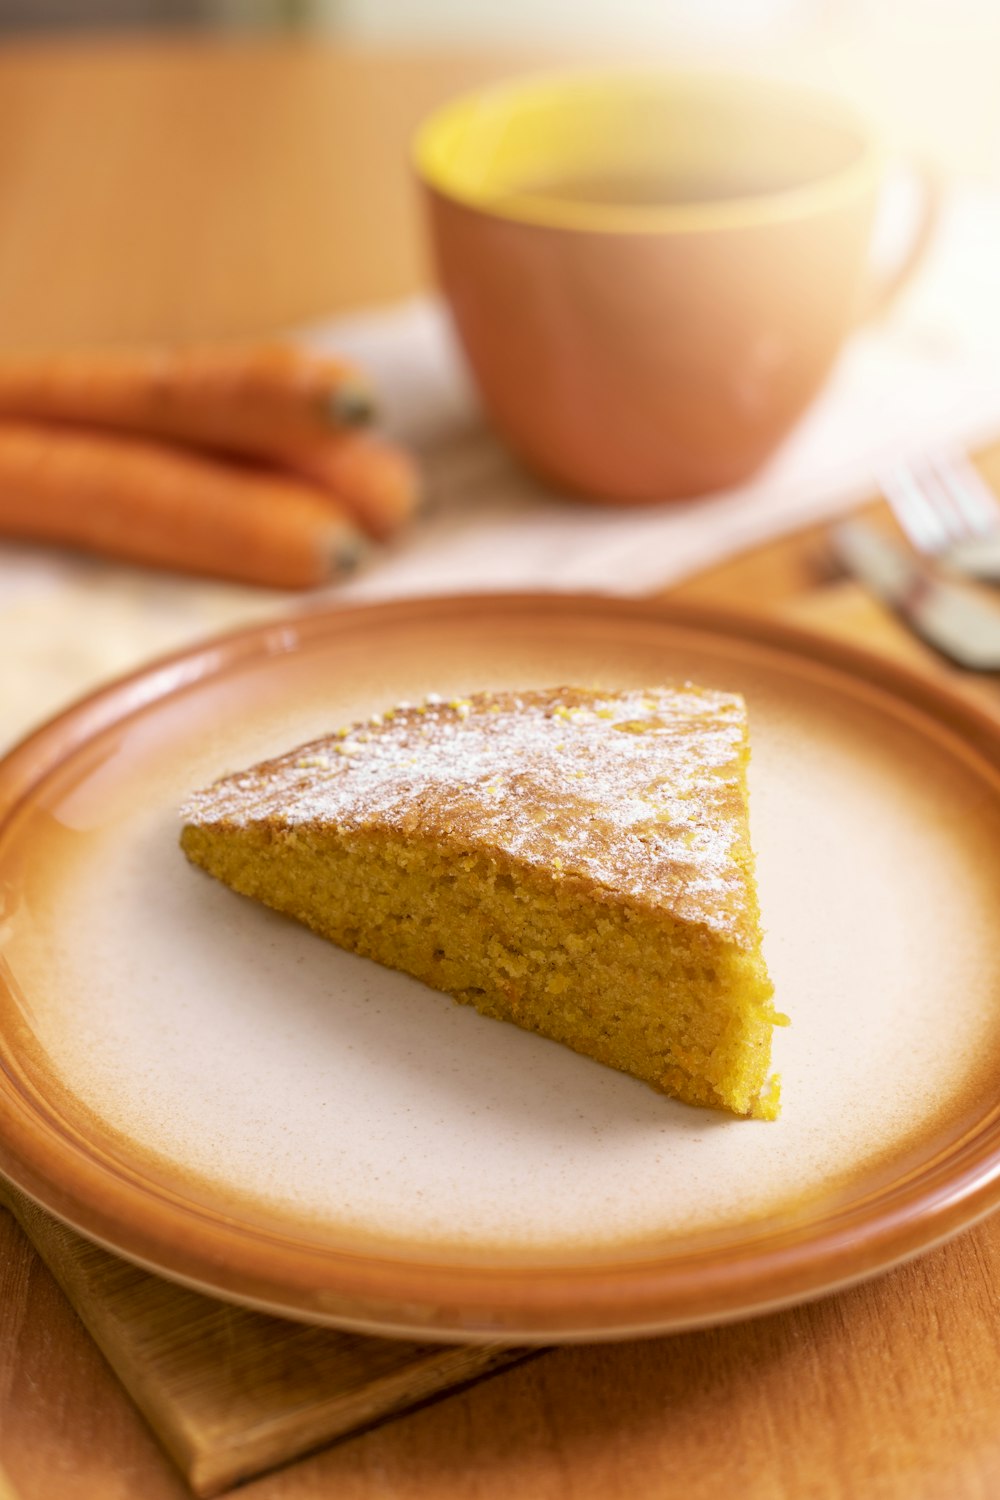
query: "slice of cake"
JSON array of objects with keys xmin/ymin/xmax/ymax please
[{"xmin": 180, "ymin": 686, "xmax": 785, "ymax": 1117}]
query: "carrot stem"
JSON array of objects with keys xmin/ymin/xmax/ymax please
[{"xmin": 0, "ymin": 344, "xmax": 374, "ymax": 466}]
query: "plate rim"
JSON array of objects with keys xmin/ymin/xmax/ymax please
[{"xmin": 3, "ymin": 589, "xmax": 1000, "ymax": 1342}]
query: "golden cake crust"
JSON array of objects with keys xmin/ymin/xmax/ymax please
[{"xmin": 182, "ymin": 685, "xmax": 758, "ymax": 945}]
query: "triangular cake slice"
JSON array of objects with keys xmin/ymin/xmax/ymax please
[{"xmin": 181, "ymin": 685, "xmax": 784, "ymax": 1118}]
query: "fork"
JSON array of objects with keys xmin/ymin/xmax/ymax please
[{"xmin": 881, "ymin": 449, "xmax": 1000, "ymax": 582}]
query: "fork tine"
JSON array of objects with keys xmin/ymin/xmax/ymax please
[
  {"xmin": 931, "ymin": 448, "xmax": 1000, "ymax": 538},
  {"xmin": 912, "ymin": 454, "xmax": 973, "ymax": 545},
  {"xmin": 880, "ymin": 463, "xmax": 954, "ymax": 553}
]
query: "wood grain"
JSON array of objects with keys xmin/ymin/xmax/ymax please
[
  {"xmin": 6, "ymin": 1171, "xmax": 1000, "ymax": 1500},
  {"xmin": 0, "ymin": 38, "xmax": 520, "ymax": 353},
  {"xmin": 5, "ymin": 563, "xmax": 1000, "ymax": 1500},
  {"xmin": 0, "ymin": 1182, "xmax": 530, "ymax": 1497},
  {"xmin": 4, "ymin": 35, "xmax": 1000, "ymax": 1500}
]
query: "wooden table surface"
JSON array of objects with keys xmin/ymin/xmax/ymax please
[
  {"xmin": 3, "ymin": 36, "xmax": 1000, "ymax": 1500},
  {"xmin": 0, "ymin": 36, "xmax": 520, "ymax": 352}
]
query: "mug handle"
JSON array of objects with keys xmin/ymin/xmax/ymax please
[{"xmin": 860, "ymin": 161, "xmax": 943, "ymax": 321}]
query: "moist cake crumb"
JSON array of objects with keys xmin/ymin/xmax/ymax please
[{"xmin": 180, "ymin": 685, "xmax": 785, "ymax": 1117}]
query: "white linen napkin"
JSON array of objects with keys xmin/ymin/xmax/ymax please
[{"xmin": 2, "ymin": 184, "xmax": 999, "ymax": 746}]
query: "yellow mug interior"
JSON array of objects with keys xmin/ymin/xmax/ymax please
[{"xmin": 415, "ymin": 71, "xmax": 878, "ymax": 233}]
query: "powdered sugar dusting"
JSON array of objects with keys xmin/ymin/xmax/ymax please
[{"xmin": 183, "ymin": 685, "xmax": 755, "ymax": 939}]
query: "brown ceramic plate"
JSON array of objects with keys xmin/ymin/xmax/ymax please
[{"xmin": 2, "ymin": 593, "xmax": 1000, "ymax": 1343}]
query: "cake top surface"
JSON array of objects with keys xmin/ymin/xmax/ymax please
[{"xmin": 183, "ymin": 685, "xmax": 759, "ymax": 941}]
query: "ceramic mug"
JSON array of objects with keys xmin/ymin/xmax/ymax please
[{"xmin": 414, "ymin": 71, "xmax": 935, "ymax": 505}]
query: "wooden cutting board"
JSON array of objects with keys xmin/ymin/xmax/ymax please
[{"xmin": 0, "ymin": 1178, "xmax": 532, "ymax": 1497}]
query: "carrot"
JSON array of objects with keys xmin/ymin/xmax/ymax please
[
  {"xmin": 0, "ymin": 344, "xmax": 423, "ymax": 543},
  {"xmin": 0, "ymin": 344, "xmax": 374, "ymax": 465},
  {"xmin": 0, "ymin": 422, "xmax": 369, "ymax": 589},
  {"xmin": 290, "ymin": 432, "xmax": 422, "ymax": 542}
]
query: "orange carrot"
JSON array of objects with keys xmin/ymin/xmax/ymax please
[
  {"xmin": 290, "ymin": 432, "xmax": 422, "ymax": 542},
  {"xmin": 0, "ymin": 344, "xmax": 374, "ymax": 465},
  {"xmin": 0, "ymin": 422, "xmax": 368, "ymax": 589}
]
